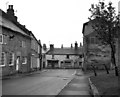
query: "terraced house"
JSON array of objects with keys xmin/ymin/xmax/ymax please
[
  {"xmin": 0, "ymin": 6, "xmax": 31, "ymax": 76},
  {"xmin": 0, "ymin": 5, "xmax": 42, "ymax": 76},
  {"xmin": 30, "ymin": 33, "xmax": 42, "ymax": 71},
  {"xmin": 46, "ymin": 42, "xmax": 83, "ymax": 69}
]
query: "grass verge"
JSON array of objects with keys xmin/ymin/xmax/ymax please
[{"xmin": 89, "ymin": 70, "xmax": 119, "ymax": 96}]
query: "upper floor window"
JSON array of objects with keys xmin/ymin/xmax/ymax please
[
  {"xmin": 90, "ymin": 37, "xmax": 95, "ymax": 44},
  {"xmin": 9, "ymin": 53, "xmax": 14, "ymax": 66},
  {"xmin": 0, "ymin": 34, "xmax": 3, "ymax": 44},
  {"xmin": 89, "ymin": 36, "xmax": 100, "ymax": 44},
  {"xmin": 0, "ymin": 52, "xmax": 6, "ymax": 67},
  {"xmin": 90, "ymin": 37, "xmax": 96, "ymax": 44},
  {"xmin": 34, "ymin": 42, "xmax": 36, "ymax": 50},
  {"xmin": 31, "ymin": 40, "xmax": 36, "ymax": 50},
  {"xmin": 38, "ymin": 45, "xmax": 40, "ymax": 53},
  {"xmin": 22, "ymin": 41, "xmax": 26, "ymax": 48}
]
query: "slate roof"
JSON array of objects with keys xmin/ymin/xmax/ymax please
[
  {"xmin": 82, "ymin": 19, "xmax": 98, "ymax": 36},
  {"xmin": 46, "ymin": 47, "xmax": 83, "ymax": 55},
  {"xmin": 0, "ymin": 9, "xmax": 30, "ymax": 37}
]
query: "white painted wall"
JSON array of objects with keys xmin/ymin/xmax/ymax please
[{"xmin": 46, "ymin": 54, "xmax": 83, "ymax": 68}]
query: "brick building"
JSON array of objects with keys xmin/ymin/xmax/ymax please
[
  {"xmin": 0, "ymin": 7, "xmax": 31, "ymax": 76},
  {"xmin": 82, "ymin": 20, "xmax": 111, "ymax": 70},
  {"xmin": 46, "ymin": 42, "xmax": 83, "ymax": 69},
  {"xmin": 0, "ymin": 5, "xmax": 42, "ymax": 76},
  {"xmin": 30, "ymin": 33, "xmax": 42, "ymax": 71}
]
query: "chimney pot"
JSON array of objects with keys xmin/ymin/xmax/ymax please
[
  {"xmin": 9, "ymin": 5, "xmax": 11, "ymax": 9},
  {"xmin": 11, "ymin": 5, "xmax": 13, "ymax": 9}
]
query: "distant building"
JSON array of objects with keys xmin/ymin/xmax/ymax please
[
  {"xmin": 46, "ymin": 42, "xmax": 83, "ymax": 69},
  {"xmin": 42, "ymin": 44, "xmax": 49, "ymax": 69},
  {"xmin": 82, "ymin": 20, "xmax": 111, "ymax": 70}
]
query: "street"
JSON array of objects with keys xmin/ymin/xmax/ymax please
[{"xmin": 2, "ymin": 69, "xmax": 76, "ymax": 95}]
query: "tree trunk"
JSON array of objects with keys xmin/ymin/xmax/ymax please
[
  {"xmin": 110, "ymin": 44, "xmax": 119, "ymax": 76},
  {"xmin": 91, "ymin": 64, "xmax": 97, "ymax": 76},
  {"xmin": 103, "ymin": 64, "xmax": 109, "ymax": 74}
]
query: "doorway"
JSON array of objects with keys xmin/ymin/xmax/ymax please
[{"xmin": 16, "ymin": 56, "xmax": 20, "ymax": 71}]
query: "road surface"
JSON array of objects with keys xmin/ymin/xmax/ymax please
[{"xmin": 2, "ymin": 69, "xmax": 76, "ymax": 95}]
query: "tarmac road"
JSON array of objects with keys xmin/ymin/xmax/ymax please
[{"xmin": 2, "ymin": 69, "xmax": 76, "ymax": 95}]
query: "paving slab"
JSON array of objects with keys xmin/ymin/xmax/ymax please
[{"xmin": 58, "ymin": 69, "xmax": 92, "ymax": 96}]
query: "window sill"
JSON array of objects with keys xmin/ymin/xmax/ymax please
[
  {"xmin": 22, "ymin": 63, "xmax": 27, "ymax": 64},
  {"xmin": 9, "ymin": 64, "xmax": 14, "ymax": 66},
  {"xmin": 0, "ymin": 65, "xmax": 5, "ymax": 67}
]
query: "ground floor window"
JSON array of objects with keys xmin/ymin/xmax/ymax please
[
  {"xmin": 22, "ymin": 57, "xmax": 27, "ymax": 64},
  {"xmin": 0, "ymin": 52, "xmax": 6, "ymax": 66},
  {"xmin": 0, "ymin": 34, "xmax": 3, "ymax": 44},
  {"xmin": 65, "ymin": 61, "xmax": 71, "ymax": 64},
  {"xmin": 9, "ymin": 53, "xmax": 14, "ymax": 66},
  {"xmin": 47, "ymin": 60, "xmax": 59, "ymax": 68}
]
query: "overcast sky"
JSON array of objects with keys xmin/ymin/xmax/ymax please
[{"xmin": 0, "ymin": 0, "xmax": 119, "ymax": 48}]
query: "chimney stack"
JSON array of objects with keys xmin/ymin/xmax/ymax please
[
  {"xmin": 61, "ymin": 44, "xmax": 63, "ymax": 48},
  {"xmin": 7, "ymin": 5, "xmax": 14, "ymax": 16},
  {"xmin": 43, "ymin": 44, "xmax": 47, "ymax": 51},
  {"xmin": 50, "ymin": 44, "xmax": 54, "ymax": 51},
  {"xmin": 80, "ymin": 42, "xmax": 82, "ymax": 47},
  {"xmin": 75, "ymin": 41, "xmax": 78, "ymax": 50},
  {"xmin": 7, "ymin": 5, "xmax": 17, "ymax": 22},
  {"xmin": 71, "ymin": 44, "xmax": 73, "ymax": 48}
]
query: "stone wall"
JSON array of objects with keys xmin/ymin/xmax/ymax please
[{"xmin": 1, "ymin": 27, "xmax": 31, "ymax": 76}]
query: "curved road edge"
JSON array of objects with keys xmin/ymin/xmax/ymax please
[
  {"xmin": 56, "ymin": 70, "xmax": 76, "ymax": 96},
  {"xmin": 89, "ymin": 78, "xmax": 100, "ymax": 97}
]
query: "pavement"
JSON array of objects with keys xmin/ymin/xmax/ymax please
[
  {"xmin": 1, "ymin": 69, "xmax": 48, "ymax": 80},
  {"xmin": 89, "ymin": 78, "xmax": 100, "ymax": 97},
  {"xmin": 56, "ymin": 69, "xmax": 93, "ymax": 97}
]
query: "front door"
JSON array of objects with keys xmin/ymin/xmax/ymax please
[{"xmin": 16, "ymin": 56, "xmax": 20, "ymax": 71}]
